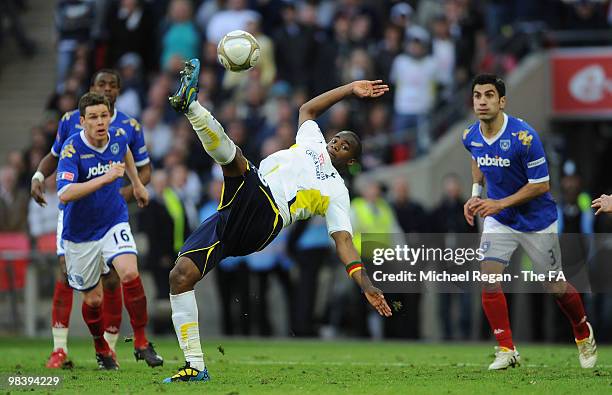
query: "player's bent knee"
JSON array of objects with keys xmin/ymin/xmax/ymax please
[
  {"xmin": 169, "ymin": 257, "xmax": 200, "ymax": 292},
  {"xmin": 102, "ymin": 270, "xmax": 121, "ymax": 290},
  {"xmin": 83, "ymin": 290, "xmax": 103, "ymax": 307},
  {"xmin": 120, "ymin": 269, "xmax": 139, "ymax": 283}
]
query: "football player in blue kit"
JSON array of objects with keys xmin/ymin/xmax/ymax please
[
  {"xmin": 56, "ymin": 92, "xmax": 162, "ymax": 370},
  {"xmin": 463, "ymin": 74, "xmax": 597, "ymax": 370},
  {"xmin": 31, "ymin": 70, "xmax": 151, "ymax": 368}
]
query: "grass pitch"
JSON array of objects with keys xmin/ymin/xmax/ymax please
[{"xmin": 0, "ymin": 338, "xmax": 609, "ymax": 394}]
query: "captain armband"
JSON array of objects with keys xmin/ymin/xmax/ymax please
[{"xmin": 345, "ymin": 260, "xmax": 364, "ymax": 278}]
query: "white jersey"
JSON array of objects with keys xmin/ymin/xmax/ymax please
[{"xmin": 259, "ymin": 120, "xmax": 353, "ymax": 236}]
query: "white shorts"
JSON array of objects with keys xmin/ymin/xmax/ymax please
[
  {"xmin": 479, "ymin": 217, "xmax": 562, "ymax": 275},
  {"xmin": 64, "ymin": 222, "xmax": 138, "ymax": 291},
  {"xmin": 56, "ymin": 209, "xmax": 65, "ymax": 256}
]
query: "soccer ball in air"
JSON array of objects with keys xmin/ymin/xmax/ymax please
[{"xmin": 217, "ymin": 30, "xmax": 260, "ymax": 72}]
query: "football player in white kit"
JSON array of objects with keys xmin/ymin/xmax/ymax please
[{"xmin": 162, "ymin": 59, "xmax": 392, "ymax": 383}]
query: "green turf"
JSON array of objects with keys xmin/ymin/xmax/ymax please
[{"xmin": 0, "ymin": 338, "xmax": 609, "ymax": 394}]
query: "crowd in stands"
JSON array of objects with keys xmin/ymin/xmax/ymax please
[{"xmin": 1, "ymin": 0, "xmax": 611, "ymax": 340}]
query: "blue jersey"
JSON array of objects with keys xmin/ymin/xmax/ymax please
[
  {"xmin": 52, "ymin": 108, "xmax": 150, "ymax": 167},
  {"xmin": 56, "ymin": 128, "xmax": 130, "ymax": 242},
  {"xmin": 462, "ymin": 113, "xmax": 557, "ymax": 232}
]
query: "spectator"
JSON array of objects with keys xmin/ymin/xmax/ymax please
[
  {"xmin": 430, "ymin": 14, "xmax": 455, "ymax": 107},
  {"xmin": 27, "ymin": 176, "xmax": 59, "ymax": 237},
  {"xmin": 390, "ymin": 25, "xmax": 437, "ymax": 158},
  {"xmin": 139, "ymin": 169, "xmax": 181, "ymax": 333},
  {"xmin": 0, "ymin": 165, "xmax": 29, "ymax": 232},
  {"xmin": 160, "ymin": 0, "xmax": 200, "ymax": 71},
  {"xmin": 431, "ymin": 173, "xmax": 476, "ymax": 340},
  {"xmin": 104, "ymin": 0, "xmax": 157, "ymax": 72},
  {"xmin": 54, "ymin": 0, "xmax": 95, "ymax": 90},
  {"xmin": 114, "ymin": 52, "xmax": 145, "ymax": 118},
  {"xmin": 0, "ymin": 0, "xmax": 36, "ymax": 57},
  {"xmin": 142, "ymin": 107, "xmax": 172, "ymax": 165},
  {"xmin": 272, "ymin": 1, "xmax": 316, "ymax": 90},
  {"xmin": 205, "ymin": 0, "xmax": 260, "ymax": 44}
]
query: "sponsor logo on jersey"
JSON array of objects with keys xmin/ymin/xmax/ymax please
[
  {"xmin": 476, "ymin": 154, "xmax": 510, "ymax": 167},
  {"xmin": 80, "ymin": 154, "xmax": 94, "ymax": 159},
  {"xmin": 527, "ymin": 157, "xmax": 546, "ymax": 168},
  {"xmin": 58, "ymin": 171, "xmax": 75, "ymax": 181},
  {"xmin": 470, "ymin": 141, "xmax": 483, "ymax": 147},
  {"xmin": 110, "ymin": 143, "xmax": 120, "ymax": 155},
  {"xmin": 512, "ymin": 130, "xmax": 533, "ymax": 147},
  {"xmin": 86, "ymin": 160, "xmax": 122, "ymax": 179},
  {"xmin": 500, "ymin": 139, "xmax": 511, "ymax": 151},
  {"xmin": 306, "ymin": 149, "xmax": 336, "ymax": 180}
]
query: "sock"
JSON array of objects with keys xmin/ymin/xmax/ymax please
[
  {"xmin": 186, "ymin": 101, "xmax": 237, "ymax": 165},
  {"xmin": 103, "ymin": 285, "xmax": 123, "ymax": 351},
  {"xmin": 482, "ymin": 290, "xmax": 514, "ymax": 349},
  {"xmin": 82, "ymin": 302, "xmax": 110, "ymax": 354},
  {"xmin": 555, "ymin": 283, "xmax": 589, "ymax": 340},
  {"xmin": 122, "ymin": 276, "xmax": 149, "ymax": 349},
  {"xmin": 170, "ymin": 290, "xmax": 205, "ymax": 371},
  {"xmin": 51, "ymin": 280, "xmax": 73, "ymax": 352}
]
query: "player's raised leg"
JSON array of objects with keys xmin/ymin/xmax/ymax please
[
  {"xmin": 481, "ymin": 260, "xmax": 520, "ymax": 370},
  {"xmin": 168, "ymin": 58, "xmax": 247, "ymax": 177},
  {"xmin": 111, "ymin": 252, "xmax": 163, "ymax": 367},
  {"xmin": 102, "ymin": 268, "xmax": 122, "ymax": 353},
  {"xmin": 163, "ymin": 256, "xmax": 210, "ymax": 383}
]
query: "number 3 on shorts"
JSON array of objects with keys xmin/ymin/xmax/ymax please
[{"xmin": 113, "ymin": 229, "xmax": 131, "ymax": 244}]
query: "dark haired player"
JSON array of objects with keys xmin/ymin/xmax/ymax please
[
  {"xmin": 31, "ymin": 69, "xmax": 151, "ymax": 367},
  {"xmin": 463, "ymin": 74, "xmax": 597, "ymax": 369},
  {"xmin": 163, "ymin": 59, "xmax": 392, "ymax": 383}
]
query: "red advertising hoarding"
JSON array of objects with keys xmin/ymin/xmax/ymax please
[{"xmin": 551, "ymin": 48, "xmax": 612, "ymax": 118}]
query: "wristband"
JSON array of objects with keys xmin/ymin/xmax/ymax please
[
  {"xmin": 345, "ymin": 260, "xmax": 364, "ymax": 278},
  {"xmin": 471, "ymin": 183, "xmax": 482, "ymax": 198},
  {"xmin": 32, "ymin": 171, "xmax": 44, "ymax": 183}
]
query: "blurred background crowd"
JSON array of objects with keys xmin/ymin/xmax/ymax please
[{"xmin": 1, "ymin": 0, "xmax": 611, "ymax": 342}]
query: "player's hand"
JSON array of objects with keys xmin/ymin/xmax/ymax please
[
  {"xmin": 592, "ymin": 194, "xmax": 612, "ymax": 215},
  {"xmin": 133, "ymin": 184, "xmax": 149, "ymax": 208},
  {"xmin": 364, "ymin": 285, "xmax": 392, "ymax": 317},
  {"xmin": 464, "ymin": 197, "xmax": 480, "ymax": 226},
  {"xmin": 471, "ymin": 198, "xmax": 505, "ymax": 218},
  {"xmin": 352, "ymin": 80, "xmax": 389, "ymax": 99},
  {"xmin": 31, "ymin": 179, "xmax": 47, "ymax": 207},
  {"xmin": 104, "ymin": 163, "xmax": 125, "ymax": 183}
]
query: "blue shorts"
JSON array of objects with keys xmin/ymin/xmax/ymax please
[{"xmin": 178, "ymin": 161, "xmax": 283, "ymax": 277}]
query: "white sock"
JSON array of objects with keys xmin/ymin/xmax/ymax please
[
  {"xmin": 104, "ymin": 331, "xmax": 119, "ymax": 352},
  {"xmin": 186, "ymin": 101, "xmax": 237, "ymax": 165},
  {"xmin": 52, "ymin": 327, "xmax": 68, "ymax": 353},
  {"xmin": 170, "ymin": 290, "xmax": 205, "ymax": 371}
]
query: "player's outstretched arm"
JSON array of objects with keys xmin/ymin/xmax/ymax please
[
  {"xmin": 59, "ymin": 163, "xmax": 125, "ymax": 204},
  {"xmin": 298, "ymin": 80, "xmax": 389, "ymax": 126},
  {"xmin": 592, "ymin": 194, "xmax": 612, "ymax": 215},
  {"xmin": 30, "ymin": 152, "xmax": 59, "ymax": 207},
  {"xmin": 331, "ymin": 231, "xmax": 392, "ymax": 317},
  {"xmin": 123, "ymin": 148, "xmax": 149, "ymax": 208}
]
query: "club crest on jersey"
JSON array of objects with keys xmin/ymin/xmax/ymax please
[
  {"xmin": 500, "ymin": 139, "xmax": 511, "ymax": 151},
  {"xmin": 512, "ymin": 130, "xmax": 532, "ymax": 147},
  {"xmin": 61, "ymin": 142, "xmax": 76, "ymax": 159},
  {"xmin": 110, "ymin": 143, "xmax": 120, "ymax": 155}
]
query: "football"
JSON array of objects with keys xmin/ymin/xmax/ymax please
[{"xmin": 217, "ymin": 30, "xmax": 260, "ymax": 72}]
